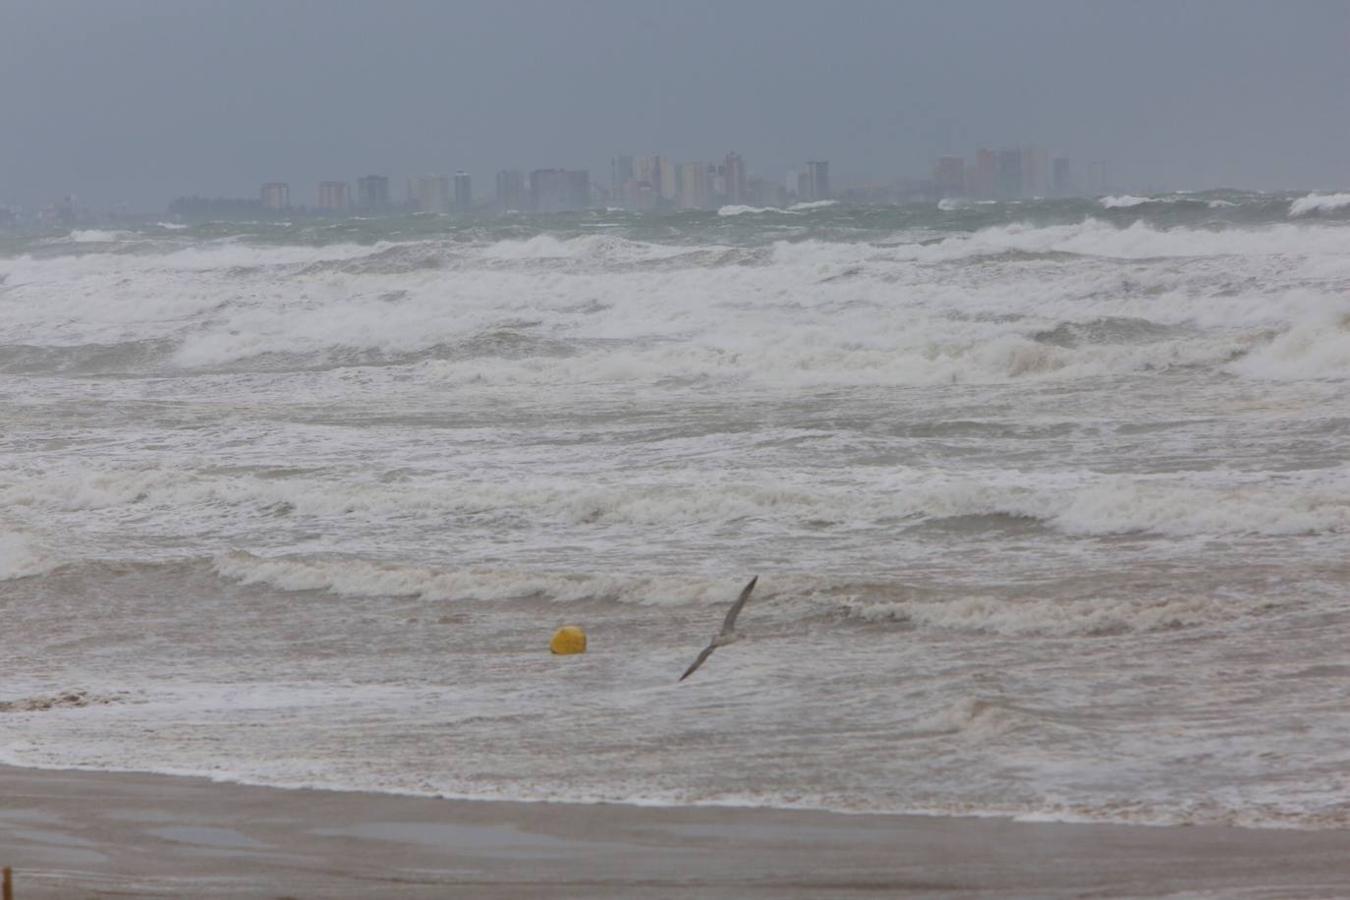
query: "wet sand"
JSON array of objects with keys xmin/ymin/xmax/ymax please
[{"xmin": 2, "ymin": 765, "xmax": 1349, "ymax": 898}]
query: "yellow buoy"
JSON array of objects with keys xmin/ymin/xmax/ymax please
[{"xmin": 550, "ymin": 625, "xmax": 587, "ymax": 655}]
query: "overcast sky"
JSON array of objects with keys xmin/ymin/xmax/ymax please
[{"xmin": 2, "ymin": 0, "xmax": 1348, "ymax": 209}]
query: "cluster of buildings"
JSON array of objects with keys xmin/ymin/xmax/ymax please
[
  {"xmin": 234, "ymin": 152, "xmax": 829, "ymax": 216},
  {"xmin": 257, "ymin": 173, "xmax": 475, "ymax": 214},
  {"xmin": 605, "ymin": 154, "xmax": 828, "ymax": 211},
  {"xmin": 0, "ymin": 195, "xmax": 78, "ymax": 228},
  {"xmin": 3, "ymin": 143, "xmax": 1106, "ymax": 226},
  {"xmin": 931, "ymin": 147, "xmax": 1077, "ymax": 199}
]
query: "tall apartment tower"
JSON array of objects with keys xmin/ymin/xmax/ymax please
[
  {"xmin": 1021, "ymin": 147, "xmax": 1049, "ymax": 197},
  {"xmin": 453, "ymin": 171, "xmax": 472, "ymax": 210},
  {"xmin": 804, "ymin": 161, "xmax": 830, "ymax": 201},
  {"xmin": 530, "ymin": 169, "xmax": 571, "ymax": 212},
  {"xmin": 996, "ymin": 149, "xmax": 1023, "ymax": 199},
  {"xmin": 260, "ymin": 182, "xmax": 290, "ymax": 210},
  {"xmin": 678, "ymin": 162, "xmax": 709, "ymax": 209},
  {"xmin": 611, "ymin": 155, "xmax": 635, "ymax": 195},
  {"xmin": 723, "ymin": 152, "xmax": 746, "ymax": 204},
  {"xmin": 933, "ymin": 156, "xmax": 966, "ymax": 197},
  {"xmin": 1052, "ymin": 157, "xmax": 1072, "ymax": 196},
  {"xmin": 972, "ymin": 149, "xmax": 997, "ymax": 199},
  {"xmin": 317, "ymin": 181, "xmax": 349, "ymax": 211},
  {"xmin": 357, "ymin": 175, "xmax": 390, "ymax": 211},
  {"xmin": 496, "ymin": 169, "xmax": 527, "ymax": 212},
  {"xmin": 408, "ymin": 175, "xmax": 450, "ymax": 213}
]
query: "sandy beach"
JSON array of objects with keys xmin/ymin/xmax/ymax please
[{"xmin": 1, "ymin": 765, "xmax": 1348, "ymax": 898}]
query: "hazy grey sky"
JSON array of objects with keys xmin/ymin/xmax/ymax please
[{"xmin": 3, "ymin": 0, "xmax": 1348, "ymax": 209}]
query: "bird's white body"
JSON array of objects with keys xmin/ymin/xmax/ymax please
[{"xmin": 678, "ymin": 577, "xmax": 757, "ymax": 681}]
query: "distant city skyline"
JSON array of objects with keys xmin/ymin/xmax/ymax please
[
  {"xmin": 14, "ymin": 135, "xmax": 1094, "ymax": 221},
  {"xmin": 160, "ymin": 137, "xmax": 1081, "ymax": 217},
  {"xmin": 3, "ymin": 1, "xmax": 1348, "ymax": 211},
  {"xmin": 0, "ymin": 134, "xmax": 1200, "ymax": 224}
]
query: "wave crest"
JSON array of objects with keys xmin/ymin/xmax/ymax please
[
  {"xmin": 1289, "ymin": 193, "xmax": 1350, "ymax": 216},
  {"xmin": 0, "ymin": 531, "xmax": 56, "ymax": 581}
]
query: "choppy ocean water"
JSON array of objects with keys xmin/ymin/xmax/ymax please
[{"xmin": 2, "ymin": 192, "xmax": 1348, "ymax": 827}]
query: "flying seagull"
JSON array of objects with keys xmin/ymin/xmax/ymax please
[{"xmin": 679, "ymin": 576, "xmax": 759, "ymax": 682}]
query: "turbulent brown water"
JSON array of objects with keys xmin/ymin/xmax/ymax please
[{"xmin": 2, "ymin": 193, "xmax": 1348, "ymax": 827}]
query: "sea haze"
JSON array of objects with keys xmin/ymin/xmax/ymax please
[{"xmin": 2, "ymin": 194, "xmax": 1348, "ymax": 828}]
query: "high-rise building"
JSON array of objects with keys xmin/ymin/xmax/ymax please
[
  {"xmin": 453, "ymin": 172, "xmax": 472, "ymax": 210},
  {"xmin": 1052, "ymin": 157, "xmax": 1072, "ymax": 196},
  {"xmin": 529, "ymin": 169, "xmax": 590, "ymax": 212},
  {"xmin": 723, "ymin": 152, "xmax": 746, "ymax": 204},
  {"xmin": 408, "ymin": 175, "xmax": 450, "ymax": 213},
  {"xmin": 1021, "ymin": 147, "xmax": 1048, "ymax": 197},
  {"xmin": 567, "ymin": 170, "xmax": 591, "ymax": 210},
  {"xmin": 996, "ymin": 149, "xmax": 1023, "ymax": 199},
  {"xmin": 633, "ymin": 155, "xmax": 676, "ymax": 207},
  {"xmin": 748, "ymin": 177, "xmax": 787, "ymax": 208},
  {"xmin": 611, "ymin": 155, "xmax": 634, "ymax": 194},
  {"xmin": 933, "ymin": 156, "xmax": 966, "ymax": 197},
  {"xmin": 678, "ymin": 161, "xmax": 709, "ymax": 209},
  {"xmin": 496, "ymin": 169, "xmax": 527, "ymax": 212},
  {"xmin": 260, "ymin": 182, "xmax": 290, "ymax": 210},
  {"xmin": 802, "ymin": 161, "xmax": 830, "ymax": 202},
  {"xmin": 623, "ymin": 179, "xmax": 658, "ymax": 212},
  {"xmin": 972, "ymin": 149, "xmax": 996, "ymax": 199},
  {"xmin": 657, "ymin": 160, "xmax": 677, "ymax": 202},
  {"xmin": 356, "ymin": 175, "xmax": 389, "ymax": 211},
  {"xmin": 317, "ymin": 182, "xmax": 349, "ymax": 211},
  {"xmin": 634, "ymin": 155, "xmax": 655, "ymax": 186}
]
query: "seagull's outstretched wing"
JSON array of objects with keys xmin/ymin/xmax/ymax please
[
  {"xmin": 719, "ymin": 575, "xmax": 758, "ymax": 636},
  {"xmin": 679, "ymin": 643, "xmax": 717, "ymax": 681},
  {"xmin": 679, "ymin": 577, "xmax": 760, "ymax": 682}
]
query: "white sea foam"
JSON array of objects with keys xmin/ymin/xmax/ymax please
[
  {"xmin": 5, "ymin": 212, "xmax": 1350, "ymax": 830},
  {"xmin": 65, "ymin": 229, "xmax": 130, "ymax": 242},
  {"xmin": 843, "ymin": 591, "xmax": 1256, "ymax": 637},
  {"xmin": 11, "ymin": 459, "xmax": 1339, "ymax": 568},
  {"xmin": 717, "ymin": 204, "xmax": 785, "ymax": 216},
  {"xmin": 0, "ymin": 531, "xmax": 55, "ymax": 581},
  {"xmin": 212, "ymin": 552, "xmax": 747, "ymax": 607},
  {"xmin": 1288, "ymin": 192, "xmax": 1350, "ymax": 216},
  {"xmin": 5, "ymin": 218, "xmax": 1350, "ymax": 387},
  {"xmin": 1228, "ymin": 301, "xmax": 1350, "ymax": 380},
  {"xmin": 887, "ymin": 218, "xmax": 1350, "ymax": 262},
  {"xmin": 1098, "ymin": 195, "xmax": 1152, "ymax": 208},
  {"xmin": 788, "ymin": 199, "xmax": 838, "ymax": 211}
]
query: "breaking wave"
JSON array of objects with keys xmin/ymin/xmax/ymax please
[
  {"xmin": 839, "ymin": 591, "xmax": 1261, "ymax": 638},
  {"xmin": 1099, "ymin": 195, "xmax": 1153, "ymax": 208},
  {"xmin": 1289, "ymin": 192, "xmax": 1350, "ymax": 216},
  {"xmin": 212, "ymin": 552, "xmax": 747, "ymax": 607},
  {"xmin": 6, "ymin": 216, "xmax": 1349, "ymax": 383},
  {"xmin": 5, "ymin": 202, "xmax": 1350, "ymax": 834},
  {"xmin": 0, "ymin": 530, "xmax": 55, "ymax": 581},
  {"xmin": 717, "ymin": 204, "xmax": 788, "ymax": 216}
]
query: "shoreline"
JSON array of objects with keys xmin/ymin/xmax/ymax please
[
  {"xmin": 2, "ymin": 753, "xmax": 1325, "ymax": 832},
  {"xmin": 4, "ymin": 765, "xmax": 1350, "ymax": 897}
]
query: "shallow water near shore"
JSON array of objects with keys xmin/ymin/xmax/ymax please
[{"xmin": 2, "ymin": 194, "xmax": 1348, "ymax": 828}]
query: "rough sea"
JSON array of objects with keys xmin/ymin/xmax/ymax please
[{"xmin": 2, "ymin": 192, "xmax": 1348, "ymax": 828}]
